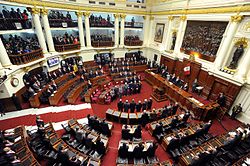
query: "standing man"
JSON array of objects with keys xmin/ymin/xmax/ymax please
[
  {"xmin": 124, "ymin": 100, "xmax": 130, "ymax": 112},
  {"xmin": 231, "ymin": 104, "xmax": 243, "ymax": 119},
  {"xmin": 136, "ymin": 100, "xmax": 142, "ymax": 112},
  {"xmin": 217, "ymin": 92, "xmax": 226, "ymax": 107},
  {"xmin": 142, "ymin": 99, "xmax": 147, "ymax": 111},
  {"xmin": 147, "ymin": 97, "xmax": 153, "ymax": 110},
  {"xmin": 130, "ymin": 99, "xmax": 136, "ymax": 113}
]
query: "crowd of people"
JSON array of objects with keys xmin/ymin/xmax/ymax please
[
  {"xmin": 0, "ymin": 6, "xmax": 31, "ymax": 30},
  {"xmin": 156, "ymin": 64, "xmax": 188, "ymax": 91},
  {"xmin": 117, "ymin": 98, "xmax": 153, "ymax": 113},
  {"xmin": 91, "ymin": 34, "xmax": 113, "ymax": 42},
  {"xmin": 89, "ymin": 14, "xmax": 113, "ymax": 27},
  {"xmin": 53, "ymin": 32, "xmax": 79, "ymax": 45},
  {"xmin": 87, "ymin": 115, "xmax": 111, "ymax": 137},
  {"xmin": 2, "ymin": 34, "xmax": 40, "ymax": 55},
  {"xmin": 182, "ymin": 22, "xmax": 227, "ymax": 57},
  {"xmin": 124, "ymin": 35, "xmax": 141, "ymax": 42},
  {"xmin": 48, "ymin": 10, "xmax": 77, "ymax": 28},
  {"xmin": 0, "ymin": 130, "xmax": 22, "ymax": 165},
  {"xmin": 122, "ymin": 125, "xmax": 142, "ymax": 140}
]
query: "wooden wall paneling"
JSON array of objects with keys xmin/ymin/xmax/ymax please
[
  {"xmin": 174, "ymin": 60, "xmax": 184, "ymax": 79},
  {"xmin": 160, "ymin": 55, "xmax": 176, "ymax": 74}
]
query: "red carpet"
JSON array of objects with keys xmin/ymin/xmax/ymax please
[{"xmin": 0, "ymin": 80, "xmax": 243, "ymax": 166}]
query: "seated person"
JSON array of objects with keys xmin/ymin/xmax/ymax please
[
  {"xmin": 122, "ymin": 125, "xmax": 130, "ymax": 140},
  {"xmin": 68, "ymin": 156, "xmax": 81, "ymax": 166},
  {"xmin": 133, "ymin": 125, "xmax": 142, "ymax": 139},
  {"xmin": 169, "ymin": 116, "xmax": 179, "ymax": 128},
  {"xmin": 147, "ymin": 142, "xmax": 158, "ymax": 157},
  {"xmin": 133, "ymin": 143, "xmax": 144, "ymax": 159}
]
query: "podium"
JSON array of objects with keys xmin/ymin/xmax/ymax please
[{"xmin": 151, "ymin": 86, "xmax": 168, "ymax": 102}]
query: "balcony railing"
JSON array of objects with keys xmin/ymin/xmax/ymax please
[
  {"xmin": 124, "ymin": 40, "xmax": 143, "ymax": 46},
  {"xmin": 0, "ymin": 18, "xmax": 32, "ymax": 30},
  {"xmin": 91, "ymin": 41, "xmax": 114, "ymax": 47},
  {"xmin": 54, "ymin": 43, "xmax": 81, "ymax": 52},
  {"xmin": 48, "ymin": 19, "xmax": 78, "ymax": 28},
  {"xmin": 9, "ymin": 48, "xmax": 44, "ymax": 65}
]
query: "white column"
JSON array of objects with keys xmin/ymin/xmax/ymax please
[
  {"xmin": 0, "ymin": 38, "xmax": 12, "ymax": 67},
  {"xmin": 114, "ymin": 14, "xmax": 120, "ymax": 47},
  {"xmin": 76, "ymin": 11, "xmax": 85, "ymax": 48},
  {"xmin": 147, "ymin": 16, "xmax": 154, "ymax": 47},
  {"xmin": 214, "ymin": 15, "xmax": 243, "ymax": 69},
  {"xmin": 120, "ymin": 14, "xmax": 126, "ymax": 47},
  {"xmin": 143, "ymin": 15, "xmax": 150, "ymax": 46},
  {"xmin": 84, "ymin": 12, "xmax": 91, "ymax": 48},
  {"xmin": 236, "ymin": 46, "xmax": 250, "ymax": 80},
  {"xmin": 41, "ymin": 9, "xmax": 55, "ymax": 52},
  {"xmin": 174, "ymin": 16, "xmax": 187, "ymax": 55},
  {"xmin": 165, "ymin": 16, "xmax": 174, "ymax": 51},
  {"xmin": 32, "ymin": 8, "xmax": 48, "ymax": 53}
]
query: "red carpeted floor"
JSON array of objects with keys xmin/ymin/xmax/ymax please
[{"xmin": 0, "ymin": 80, "xmax": 243, "ymax": 166}]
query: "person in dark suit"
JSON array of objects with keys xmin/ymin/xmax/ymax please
[
  {"xmin": 133, "ymin": 143, "xmax": 144, "ymax": 159},
  {"xmin": 182, "ymin": 111, "xmax": 190, "ymax": 123},
  {"xmin": 122, "ymin": 125, "xmax": 130, "ymax": 140},
  {"xmin": 101, "ymin": 119, "xmax": 111, "ymax": 137},
  {"xmin": 136, "ymin": 100, "xmax": 142, "ymax": 112},
  {"xmin": 68, "ymin": 156, "xmax": 81, "ymax": 166},
  {"xmin": 172, "ymin": 102, "xmax": 179, "ymax": 116},
  {"xmin": 141, "ymin": 110, "xmax": 149, "ymax": 127},
  {"xmin": 124, "ymin": 100, "xmax": 130, "ymax": 112},
  {"xmin": 87, "ymin": 114, "xmax": 94, "ymax": 127},
  {"xmin": 119, "ymin": 143, "xmax": 128, "ymax": 158},
  {"xmin": 142, "ymin": 99, "xmax": 147, "ymax": 111},
  {"xmin": 95, "ymin": 137, "xmax": 105, "ymax": 155},
  {"xmin": 117, "ymin": 99, "xmax": 123, "ymax": 112},
  {"xmin": 36, "ymin": 116, "xmax": 44, "ymax": 127},
  {"xmin": 170, "ymin": 116, "xmax": 179, "ymax": 128},
  {"xmin": 153, "ymin": 122, "xmax": 163, "ymax": 137},
  {"xmin": 75, "ymin": 127, "xmax": 84, "ymax": 143},
  {"xmin": 133, "ymin": 125, "xmax": 142, "ymax": 139},
  {"xmin": 147, "ymin": 98, "xmax": 153, "ymax": 110},
  {"xmin": 231, "ymin": 103, "xmax": 243, "ymax": 119},
  {"xmin": 167, "ymin": 136, "xmax": 179, "ymax": 151},
  {"xmin": 202, "ymin": 120, "xmax": 212, "ymax": 134},
  {"xmin": 192, "ymin": 79, "xmax": 198, "ymax": 93},
  {"xmin": 130, "ymin": 99, "xmax": 136, "ymax": 113},
  {"xmin": 57, "ymin": 147, "xmax": 70, "ymax": 166},
  {"xmin": 217, "ymin": 92, "xmax": 226, "ymax": 107},
  {"xmin": 84, "ymin": 133, "xmax": 93, "ymax": 150},
  {"xmin": 147, "ymin": 142, "xmax": 158, "ymax": 157}
]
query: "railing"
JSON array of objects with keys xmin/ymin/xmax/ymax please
[
  {"xmin": 48, "ymin": 19, "xmax": 78, "ymax": 28},
  {"xmin": 125, "ymin": 21, "xmax": 143, "ymax": 28},
  {"xmin": 124, "ymin": 40, "xmax": 143, "ymax": 46},
  {"xmin": 54, "ymin": 43, "xmax": 81, "ymax": 52},
  {"xmin": 9, "ymin": 49, "xmax": 44, "ymax": 65},
  {"xmin": 91, "ymin": 41, "xmax": 114, "ymax": 47},
  {"xmin": 0, "ymin": 18, "xmax": 32, "ymax": 30}
]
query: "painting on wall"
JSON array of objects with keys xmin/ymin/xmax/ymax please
[{"xmin": 154, "ymin": 23, "xmax": 165, "ymax": 43}]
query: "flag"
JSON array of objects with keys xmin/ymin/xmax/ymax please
[{"xmin": 184, "ymin": 63, "xmax": 191, "ymax": 75}]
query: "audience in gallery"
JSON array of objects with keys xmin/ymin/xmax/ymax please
[
  {"xmin": 0, "ymin": 6, "xmax": 31, "ymax": 30},
  {"xmin": 89, "ymin": 14, "xmax": 113, "ymax": 27},
  {"xmin": 182, "ymin": 23, "xmax": 227, "ymax": 57},
  {"xmin": 124, "ymin": 35, "xmax": 140, "ymax": 42},
  {"xmin": 0, "ymin": 130, "xmax": 22, "ymax": 166},
  {"xmin": 48, "ymin": 10, "xmax": 72, "ymax": 20},
  {"xmin": 53, "ymin": 32, "xmax": 79, "ymax": 45},
  {"xmin": 1, "ymin": 34, "xmax": 40, "ymax": 55},
  {"xmin": 91, "ymin": 34, "xmax": 113, "ymax": 42}
]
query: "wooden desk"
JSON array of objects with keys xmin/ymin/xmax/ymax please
[
  {"xmin": 145, "ymin": 69, "xmax": 219, "ymax": 120},
  {"xmin": 67, "ymin": 82, "xmax": 88, "ymax": 104},
  {"xmin": 49, "ymin": 77, "xmax": 79, "ymax": 105}
]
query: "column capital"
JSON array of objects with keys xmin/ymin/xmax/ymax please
[
  {"xmin": 234, "ymin": 37, "xmax": 248, "ymax": 48},
  {"xmin": 83, "ymin": 11, "xmax": 91, "ymax": 17},
  {"xmin": 114, "ymin": 13, "xmax": 120, "ymax": 19},
  {"xmin": 180, "ymin": 15, "xmax": 187, "ymax": 21},
  {"xmin": 231, "ymin": 15, "xmax": 244, "ymax": 23},
  {"xmin": 41, "ymin": 8, "xmax": 48, "ymax": 16},
  {"xmin": 30, "ymin": 7, "xmax": 40, "ymax": 15},
  {"xmin": 120, "ymin": 14, "xmax": 126, "ymax": 19},
  {"xmin": 76, "ymin": 11, "xmax": 83, "ymax": 18},
  {"xmin": 168, "ymin": 16, "xmax": 174, "ymax": 21},
  {"xmin": 150, "ymin": 16, "xmax": 154, "ymax": 20}
]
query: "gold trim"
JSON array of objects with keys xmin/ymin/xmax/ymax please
[
  {"xmin": 83, "ymin": 11, "xmax": 91, "ymax": 17},
  {"xmin": 30, "ymin": 7, "xmax": 40, "ymax": 14},
  {"xmin": 223, "ymin": 66, "xmax": 237, "ymax": 72},
  {"xmin": 75, "ymin": 11, "xmax": 83, "ymax": 17},
  {"xmin": 234, "ymin": 37, "xmax": 248, "ymax": 48},
  {"xmin": 114, "ymin": 13, "xmax": 120, "ymax": 19},
  {"xmin": 41, "ymin": 8, "xmax": 48, "ymax": 15},
  {"xmin": 150, "ymin": 16, "xmax": 154, "ymax": 20},
  {"xmin": 230, "ymin": 15, "xmax": 244, "ymax": 23},
  {"xmin": 168, "ymin": 16, "xmax": 174, "ymax": 21},
  {"xmin": 120, "ymin": 14, "xmax": 126, "ymax": 19},
  {"xmin": 180, "ymin": 15, "xmax": 187, "ymax": 21}
]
